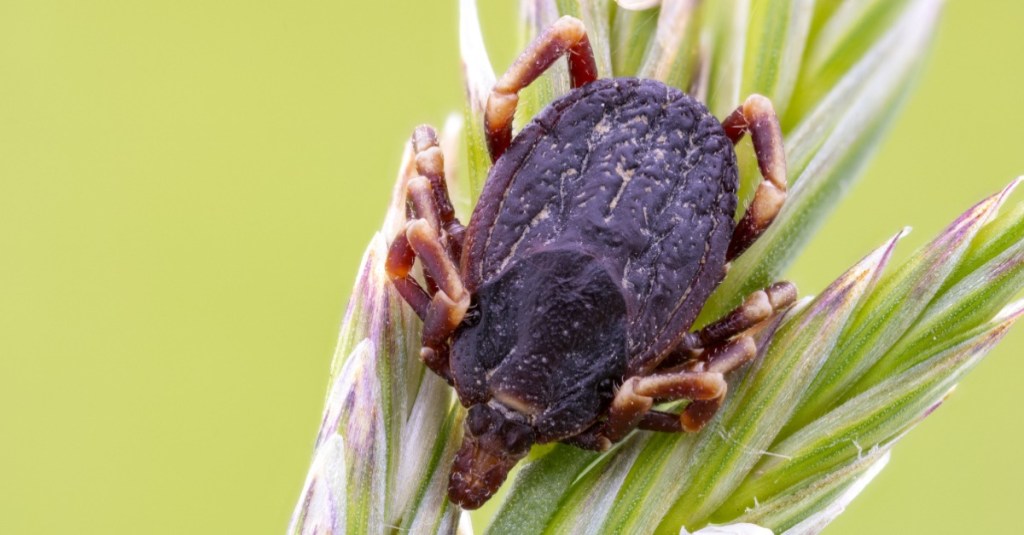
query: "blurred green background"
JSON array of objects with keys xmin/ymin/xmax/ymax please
[{"xmin": 1, "ymin": 1, "xmax": 1022, "ymax": 533}]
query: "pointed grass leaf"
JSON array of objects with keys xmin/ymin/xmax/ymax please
[
  {"xmin": 947, "ymin": 187, "xmax": 1024, "ymax": 288},
  {"xmin": 854, "ymin": 192, "xmax": 1024, "ymax": 391},
  {"xmin": 289, "ymin": 434, "xmax": 347, "ymax": 535},
  {"xmin": 701, "ymin": 0, "xmax": 941, "ymax": 325},
  {"xmin": 653, "ymin": 230, "xmax": 897, "ymax": 533},
  {"xmin": 738, "ymin": 448, "xmax": 892, "ymax": 535},
  {"xmin": 785, "ymin": 182, "xmax": 1015, "ymax": 435},
  {"xmin": 719, "ymin": 300, "xmax": 1024, "ymax": 529}
]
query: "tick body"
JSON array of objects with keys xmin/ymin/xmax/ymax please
[{"xmin": 386, "ymin": 16, "xmax": 795, "ymax": 509}]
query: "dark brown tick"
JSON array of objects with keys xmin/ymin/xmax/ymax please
[{"xmin": 386, "ymin": 16, "xmax": 797, "ymax": 509}]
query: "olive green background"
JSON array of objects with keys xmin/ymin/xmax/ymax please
[{"xmin": 1, "ymin": 1, "xmax": 1021, "ymax": 533}]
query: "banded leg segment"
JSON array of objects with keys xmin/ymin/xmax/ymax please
[
  {"xmin": 386, "ymin": 219, "xmax": 470, "ymax": 382},
  {"xmin": 386, "ymin": 126, "xmax": 472, "ymax": 383},
  {"xmin": 601, "ymin": 281, "xmax": 796, "ymax": 441},
  {"xmin": 485, "ymin": 16, "xmax": 599, "ymax": 161},
  {"xmin": 605, "ymin": 371, "xmax": 726, "ymax": 442},
  {"xmin": 722, "ymin": 94, "xmax": 788, "ymax": 261},
  {"xmin": 411, "ymin": 126, "xmax": 466, "ymax": 260}
]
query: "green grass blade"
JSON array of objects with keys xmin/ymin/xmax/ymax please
[
  {"xmin": 334, "ymin": 341, "xmax": 388, "ymax": 534},
  {"xmin": 702, "ymin": 0, "xmax": 750, "ymax": 118},
  {"xmin": 719, "ymin": 302, "xmax": 1023, "ymax": 526},
  {"xmin": 733, "ymin": 447, "xmax": 891, "ymax": 534},
  {"xmin": 856, "ymin": 207, "xmax": 1024, "ymax": 390},
  {"xmin": 400, "ymin": 406, "xmax": 466, "ymax": 533},
  {"xmin": 609, "ymin": 4, "xmax": 659, "ymax": 77},
  {"xmin": 727, "ymin": 347, "xmax": 959, "ymax": 519},
  {"xmin": 542, "ymin": 436, "xmax": 652, "ymax": 534},
  {"xmin": 636, "ymin": 0, "xmax": 701, "ymax": 86},
  {"xmin": 485, "ymin": 446, "xmax": 598, "ymax": 535},
  {"xmin": 600, "ymin": 427, "xmax": 701, "ymax": 534},
  {"xmin": 740, "ymin": 0, "xmax": 814, "ymax": 115},
  {"xmin": 699, "ymin": 0, "xmax": 941, "ymax": 326},
  {"xmin": 653, "ymin": 232, "xmax": 895, "ymax": 533},
  {"xmin": 788, "ymin": 0, "xmax": 917, "ymax": 125},
  {"xmin": 785, "ymin": 183, "xmax": 1014, "ymax": 435},
  {"xmin": 947, "ymin": 193, "xmax": 1024, "ymax": 289}
]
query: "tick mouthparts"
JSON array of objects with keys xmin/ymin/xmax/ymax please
[{"xmin": 448, "ymin": 432, "xmax": 528, "ymax": 510}]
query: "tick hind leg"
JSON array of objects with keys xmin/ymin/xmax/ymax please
[
  {"xmin": 386, "ymin": 126, "xmax": 470, "ymax": 382},
  {"xmin": 722, "ymin": 95, "xmax": 789, "ymax": 261},
  {"xmin": 602, "ymin": 282, "xmax": 796, "ymax": 441},
  {"xmin": 485, "ymin": 16, "xmax": 599, "ymax": 161}
]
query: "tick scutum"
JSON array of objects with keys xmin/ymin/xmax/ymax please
[{"xmin": 465, "ymin": 78, "xmax": 739, "ymax": 375}]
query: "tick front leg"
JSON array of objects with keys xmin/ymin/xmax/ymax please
[
  {"xmin": 485, "ymin": 16, "xmax": 599, "ymax": 161},
  {"xmin": 691, "ymin": 281, "xmax": 796, "ymax": 349},
  {"xmin": 676, "ymin": 337, "xmax": 756, "ymax": 432},
  {"xmin": 659, "ymin": 281, "xmax": 796, "ymax": 370},
  {"xmin": 606, "ymin": 281, "xmax": 797, "ymax": 438},
  {"xmin": 386, "ymin": 219, "xmax": 470, "ymax": 383},
  {"xmin": 406, "ymin": 219, "xmax": 471, "ymax": 344},
  {"xmin": 411, "ymin": 125, "xmax": 466, "ymax": 260},
  {"xmin": 386, "ymin": 230, "xmax": 431, "ymax": 320},
  {"xmin": 386, "ymin": 126, "xmax": 472, "ymax": 383},
  {"xmin": 604, "ymin": 371, "xmax": 727, "ymax": 442},
  {"xmin": 722, "ymin": 94, "xmax": 788, "ymax": 261},
  {"xmin": 387, "ymin": 125, "xmax": 468, "ymax": 315}
]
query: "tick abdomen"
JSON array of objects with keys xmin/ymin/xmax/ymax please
[
  {"xmin": 451, "ymin": 247, "xmax": 628, "ymax": 442},
  {"xmin": 466, "ymin": 78, "xmax": 738, "ymax": 369}
]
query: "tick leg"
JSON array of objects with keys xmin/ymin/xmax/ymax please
[
  {"xmin": 386, "ymin": 218, "xmax": 470, "ymax": 383},
  {"xmin": 387, "ymin": 125, "xmax": 470, "ymax": 317},
  {"xmin": 420, "ymin": 344, "xmax": 453, "ymax": 384},
  {"xmin": 677, "ymin": 336, "xmax": 757, "ymax": 432},
  {"xmin": 614, "ymin": 281, "xmax": 797, "ymax": 436},
  {"xmin": 721, "ymin": 94, "xmax": 788, "ymax": 261},
  {"xmin": 386, "ymin": 230, "xmax": 431, "ymax": 320},
  {"xmin": 658, "ymin": 281, "xmax": 796, "ymax": 370},
  {"xmin": 485, "ymin": 16, "xmax": 599, "ymax": 161},
  {"xmin": 608, "ymin": 338, "xmax": 752, "ymax": 437},
  {"xmin": 692, "ymin": 281, "xmax": 796, "ymax": 349},
  {"xmin": 386, "ymin": 126, "xmax": 474, "ymax": 384},
  {"xmin": 406, "ymin": 219, "xmax": 472, "ymax": 345},
  {"xmin": 604, "ymin": 371, "xmax": 726, "ymax": 442},
  {"xmin": 411, "ymin": 125, "xmax": 466, "ymax": 260},
  {"xmin": 638, "ymin": 410, "xmax": 684, "ymax": 433}
]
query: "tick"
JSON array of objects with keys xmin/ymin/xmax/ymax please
[{"xmin": 386, "ymin": 16, "xmax": 796, "ymax": 509}]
